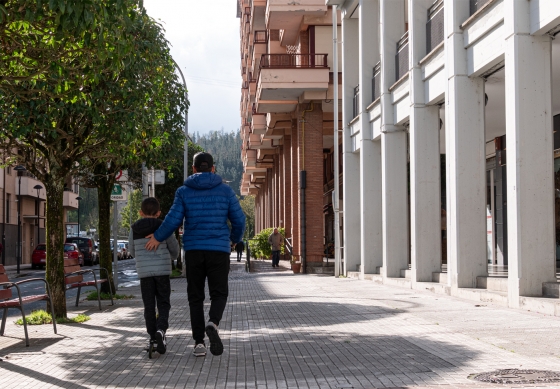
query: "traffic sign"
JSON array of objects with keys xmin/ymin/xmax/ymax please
[{"xmin": 111, "ymin": 184, "xmax": 127, "ymax": 201}]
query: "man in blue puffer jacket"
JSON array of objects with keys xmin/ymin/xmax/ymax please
[{"xmin": 145, "ymin": 152, "xmax": 245, "ymax": 358}]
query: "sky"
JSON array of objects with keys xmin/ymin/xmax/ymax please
[{"xmin": 143, "ymin": 0, "xmax": 241, "ymax": 136}]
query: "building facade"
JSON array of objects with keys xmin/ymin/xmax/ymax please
[
  {"xmin": 0, "ymin": 165, "xmax": 79, "ymax": 266},
  {"xmin": 237, "ymin": 0, "xmax": 342, "ymax": 274},
  {"xmin": 327, "ymin": 0, "xmax": 560, "ymax": 309}
]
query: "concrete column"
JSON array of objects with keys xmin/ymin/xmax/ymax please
[
  {"xmin": 359, "ymin": 0, "xmax": 382, "ymax": 276},
  {"xmin": 444, "ymin": 0, "xmax": 487, "ymax": 289},
  {"xmin": 505, "ymin": 0, "xmax": 556, "ymax": 304},
  {"xmin": 409, "ymin": 0, "xmax": 441, "ymax": 283},
  {"xmin": 380, "ymin": 0, "xmax": 409, "ymax": 278},
  {"xmin": 342, "ymin": 15, "xmax": 361, "ymax": 275},
  {"xmin": 283, "ymin": 135, "xmax": 292, "ymax": 245},
  {"xmin": 291, "ymin": 120, "xmax": 300, "ymax": 258}
]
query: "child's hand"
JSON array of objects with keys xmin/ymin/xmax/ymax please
[{"xmin": 145, "ymin": 234, "xmax": 161, "ymax": 251}]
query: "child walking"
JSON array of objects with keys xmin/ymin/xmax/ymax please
[{"xmin": 129, "ymin": 197, "xmax": 180, "ymax": 354}]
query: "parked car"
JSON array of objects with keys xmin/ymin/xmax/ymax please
[
  {"xmin": 117, "ymin": 241, "xmax": 131, "ymax": 259},
  {"xmin": 31, "ymin": 244, "xmax": 46, "ymax": 269},
  {"xmin": 64, "ymin": 243, "xmax": 84, "ymax": 266},
  {"xmin": 65, "ymin": 237, "xmax": 98, "ymax": 266}
]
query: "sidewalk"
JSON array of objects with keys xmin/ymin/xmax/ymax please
[{"xmin": 2, "ymin": 256, "xmax": 560, "ymax": 388}]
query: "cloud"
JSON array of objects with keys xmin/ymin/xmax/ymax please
[{"xmin": 144, "ymin": 0, "xmax": 242, "ymax": 135}]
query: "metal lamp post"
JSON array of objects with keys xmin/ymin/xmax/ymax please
[
  {"xmin": 14, "ymin": 165, "xmax": 26, "ymax": 274},
  {"xmin": 33, "ymin": 185, "xmax": 43, "ymax": 250},
  {"xmin": 76, "ymin": 196, "xmax": 83, "ymax": 237},
  {"xmin": 171, "ymin": 58, "xmax": 189, "ymax": 181}
]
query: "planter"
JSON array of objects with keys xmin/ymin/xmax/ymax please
[{"xmin": 291, "ymin": 261, "xmax": 301, "ymax": 274}]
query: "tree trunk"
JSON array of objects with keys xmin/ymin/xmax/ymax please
[
  {"xmin": 44, "ymin": 180, "xmax": 67, "ymax": 318},
  {"xmin": 97, "ymin": 178, "xmax": 115, "ymax": 293}
]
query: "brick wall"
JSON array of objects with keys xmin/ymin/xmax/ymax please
[
  {"xmin": 291, "ymin": 119, "xmax": 300, "ymax": 259},
  {"xmin": 297, "ymin": 102, "xmax": 324, "ymax": 267}
]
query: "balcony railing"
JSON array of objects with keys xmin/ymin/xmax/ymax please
[
  {"xmin": 395, "ymin": 31, "xmax": 409, "ymax": 82},
  {"xmin": 470, "ymin": 0, "xmax": 492, "ymax": 16},
  {"xmin": 254, "ymin": 30, "xmax": 268, "ymax": 44},
  {"xmin": 426, "ymin": 0, "xmax": 444, "ymax": 53},
  {"xmin": 352, "ymin": 85, "xmax": 359, "ymax": 119},
  {"xmin": 242, "ymin": 81, "xmax": 249, "ymax": 89},
  {"xmin": 260, "ymin": 54, "xmax": 329, "ymax": 69},
  {"xmin": 372, "ymin": 61, "xmax": 381, "ymax": 101}
]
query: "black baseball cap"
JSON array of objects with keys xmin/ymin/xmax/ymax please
[{"xmin": 193, "ymin": 152, "xmax": 214, "ymax": 171}]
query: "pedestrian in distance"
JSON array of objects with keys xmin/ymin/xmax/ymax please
[
  {"xmin": 129, "ymin": 197, "xmax": 180, "ymax": 356},
  {"xmin": 235, "ymin": 241, "xmax": 245, "ymax": 262},
  {"xmin": 268, "ymin": 228, "xmax": 283, "ymax": 268},
  {"xmin": 145, "ymin": 152, "xmax": 246, "ymax": 357}
]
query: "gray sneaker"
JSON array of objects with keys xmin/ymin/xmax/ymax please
[
  {"xmin": 205, "ymin": 321, "xmax": 224, "ymax": 356},
  {"xmin": 193, "ymin": 343, "xmax": 206, "ymax": 357}
]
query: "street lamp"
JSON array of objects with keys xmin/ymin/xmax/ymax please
[
  {"xmin": 14, "ymin": 165, "xmax": 26, "ymax": 274},
  {"xmin": 33, "ymin": 184, "xmax": 43, "ymax": 251},
  {"xmin": 76, "ymin": 196, "xmax": 83, "ymax": 237},
  {"xmin": 170, "ymin": 58, "xmax": 189, "ymax": 181}
]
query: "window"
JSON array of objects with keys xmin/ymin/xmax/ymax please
[{"xmin": 6, "ymin": 166, "xmax": 11, "ymax": 175}]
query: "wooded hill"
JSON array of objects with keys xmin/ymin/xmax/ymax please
[{"xmin": 192, "ymin": 129, "xmax": 243, "ymax": 196}]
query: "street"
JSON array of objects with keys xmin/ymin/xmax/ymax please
[{"xmin": 1, "ymin": 258, "xmax": 139, "ymax": 318}]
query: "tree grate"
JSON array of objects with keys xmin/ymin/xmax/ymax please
[{"xmin": 470, "ymin": 369, "xmax": 560, "ymax": 384}]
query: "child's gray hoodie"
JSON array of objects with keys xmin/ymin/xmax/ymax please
[{"xmin": 129, "ymin": 218, "xmax": 180, "ymax": 279}]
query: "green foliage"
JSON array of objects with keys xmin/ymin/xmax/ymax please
[
  {"xmin": 15, "ymin": 310, "xmax": 90, "ymax": 325},
  {"xmin": 86, "ymin": 291, "xmax": 134, "ymax": 301},
  {"xmin": 193, "ymin": 129, "xmax": 243, "ymax": 195},
  {"xmin": 239, "ymin": 195, "xmax": 255, "ymax": 240},
  {"xmin": 249, "ymin": 227, "xmax": 285, "ymax": 259},
  {"xmin": 120, "ymin": 189, "xmax": 143, "ymax": 232},
  {"xmin": 171, "ymin": 269, "xmax": 182, "ymax": 278}
]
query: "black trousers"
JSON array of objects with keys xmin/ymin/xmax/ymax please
[
  {"xmin": 140, "ymin": 276, "xmax": 171, "ymax": 338},
  {"xmin": 236, "ymin": 250, "xmax": 243, "ymax": 261},
  {"xmin": 272, "ymin": 250, "xmax": 280, "ymax": 266},
  {"xmin": 185, "ymin": 250, "xmax": 230, "ymax": 344}
]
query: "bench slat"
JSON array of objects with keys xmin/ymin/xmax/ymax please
[
  {"xmin": 65, "ymin": 275, "xmax": 83, "ymax": 285},
  {"xmin": 0, "ymin": 294, "xmax": 49, "ymax": 308},
  {"xmin": 0, "ymin": 274, "xmax": 9, "ymax": 283},
  {"xmin": 0, "ymin": 264, "xmax": 6, "ymax": 274},
  {"xmin": 0, "ymin": 288, "xmax": 12, "ymax": 300}
]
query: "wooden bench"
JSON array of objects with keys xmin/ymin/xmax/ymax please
[
  {"xmin": 0, "ymin": 265, "xmax": 57, "ymax": 347},
  {"xmin": 64, "ymin": 258, "xmax": 114, "ymax": 310}
]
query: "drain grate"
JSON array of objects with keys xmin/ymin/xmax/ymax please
[{"xmin": 470, "ymin": 369, "xmax": 560, "ymax": 384}]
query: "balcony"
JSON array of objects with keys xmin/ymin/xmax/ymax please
[
  {"xmin": 252, "ymin": 114, "xmax": 267, "ymax": 135},
  {"xmin": 256, "ymin": 54, "xmax": 329, "ymax": 113},
  {"xmin": 254, "ymin": 30, "xmax": 268, "ymax": 44},
  {"xmin": 426, "ymin": 0, "xmax": 444, "ymax": 53},
  {"xmin": 266, "ymin": 0, "xmax": 327, "ymax": 45},
  {"xmin": 15, "ymin": 174, "xmax": 46, "ymax": 200},
  {"xmin": 63, "ymin": 189, "xmax": 78, "ymax": 209},
  {"xmin": 395, "ymin": 31, "xmax": 409, "ymax": 82}
]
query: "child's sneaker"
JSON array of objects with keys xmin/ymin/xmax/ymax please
[
  {"xmin": 205, "ymin": 322, "xmax": 223, "ymax": 356},
  {"xmin": 193, "ymin": 342, "xmax": 207, "ymax": 357},
  {"xmin": 155, "ymin": 330, "xmax": 167, "ymax": 354},
  {"xmin": 146, "ymin": 338, "xmax": 157, "ymax": 351}
]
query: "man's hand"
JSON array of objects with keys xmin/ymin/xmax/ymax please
[{"xmin": 145, "ymin": 234, "xmax": 161, "ymax": 251}]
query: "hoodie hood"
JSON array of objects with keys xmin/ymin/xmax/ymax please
[
  {"xmin": 131, "ymin": 218, "xmax": 163, "ymax": 240},
  {"xmin": 184, "ymin": 172, "xmax": 223, "ymax": 190}
]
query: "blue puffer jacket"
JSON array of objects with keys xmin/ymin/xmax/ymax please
[{"xmin": 153, "ymin": 172, "xmax": 246, "ymax": 253}]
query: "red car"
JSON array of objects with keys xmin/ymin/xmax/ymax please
[
  {"xmin": 31, "ymin": 243, "xmax": 46, "ymax": 269},
  {"xmin": 64, "ymin": 243, "xmax": 84, "ymax": 266}
]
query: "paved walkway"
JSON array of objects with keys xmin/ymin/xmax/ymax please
[{"xmin": 2, "ymin": 256, "xmax": 560, "ymax": 388}]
